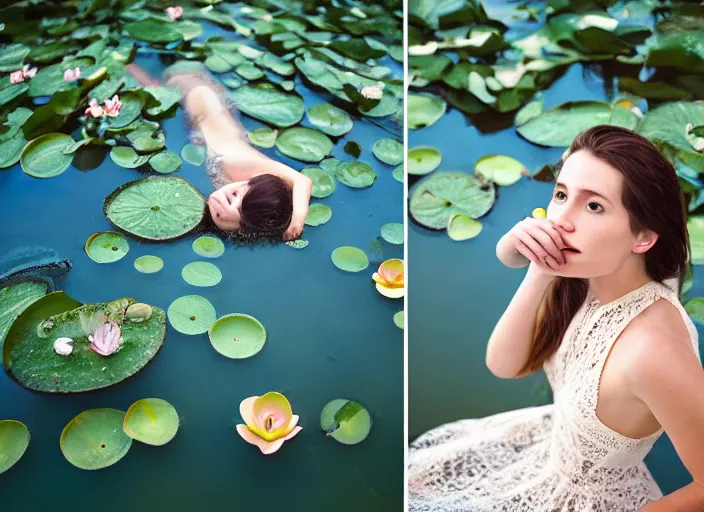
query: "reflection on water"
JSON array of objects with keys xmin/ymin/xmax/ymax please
[{"xmin": 0, "ymin": 23, "xmax": 403, "ymax": 512}]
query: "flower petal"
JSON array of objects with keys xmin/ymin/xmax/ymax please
[
  {"xmin": 376, "ymin": 283, "xmax": 405, "ymax": 299},
  {"xmin": 239, "ymin": 396, "xmax": 258, "ymax": 427},
  {"xmin": 284, "ymin": 425, "xmax": 302, "ymax": 441},
  {"xmin": 252, "ymin": 392, "xmax": 293, "ymax": 441},
  {"xmin": 236, "ymin": 425, "xmax": 285, "ymax": 455}
]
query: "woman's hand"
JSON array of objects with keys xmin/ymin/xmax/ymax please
[
  {"xmin": 283, "ymin": 216, "xmax": 305, "ymax": 241},
  {"xmin": 497, "ymin": 217, "xmax": 567, "ymax": 274}
]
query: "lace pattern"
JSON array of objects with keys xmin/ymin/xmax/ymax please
[{"xmin": 409, "ymin": 279, "xmax": 700, "ymax": 511}]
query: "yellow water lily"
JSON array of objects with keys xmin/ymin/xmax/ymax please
[
  {"xmin": 235, "ymin": 392, "xmax": 302, "ymax": 455},
  {"xmin": 372, "ymin": 259, "xmax": 404, "ymax": 299}
]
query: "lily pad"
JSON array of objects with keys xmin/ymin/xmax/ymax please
[
  {"xmin": 408, "ymin": 93, "xmax": 446, "ymax": 130},
  {"xmin": 286, "ymin": 240, "xmax": 309, "ymax": 249},
  {"xmin": 0, "ymin": 281, "xmax": 48, "ymax": 363},
  {"xmin": 181, "ymin": 144, "xmax": 206, "ymax": 165},
  {"xmin": 85, "ymin": 232, "xmax": 129, "ymax": 264},
  {"xmin": 331, "ymin": 246, "xmax": 369, "ymax": 272},
  {"xmin": 372, "ymin": 138, "xmax": 403, "ymax": 166},
  {"xmin": 60, "ymin": 409, "xmax": 132, "ymax": 470},
  {"xmin": 380, "ymin": 223, "xmax": 403, "ymax": 245},
  {"xmin": 393, "ymin": 310, "xmax": 404, "ymax": 329},
  {"xmin": 392, "ymin": 165, "xmax": 404, "ymax": 182},
  {"xmin": 181, "ymin": 261, "xmax": 222, "ymax": 287},
  {"xmin": 305, "ymin": 204, "xmax": 332, "ymax": 227},
  {"xmin": 20, "ymin": 133, "xmax": 75, "ymax": 178},
  {"xmin": 192, "ymin": 236, "xmax": 225, "ymax": 258},
  {"xmin": 0, "ymin": 420, "xmax": 30, "ymax": 474},
  {"xmin": 307, "ymin": 103, "xmax": 354, "ymax": 136},
  {"xmin": 336, "ymin": 161, "xmax": 377, "ymax": 188},
  {"xmin": 208, "ymin": 313, "xmax": 267, "ymax": 359},
  {"xmin": 301, "ymin": 167, "xmax": 335, "ymax": 198},
  {"xmin": 123, "ymin": 398, "xmax": 179, "ymax": 446},
  {"xmin": 408, "ymin": 146, "xmax": 442, "ymax": 176},
  {"xmin": 688, "ymin": 216, "xmax": 704, "ymax": 265},
  {"xmin": 276, "ymin": 127, "xmax": 333, "ymax": 163},
  {"xmin": 516, "ymin": 101, "xmax": 639, "ymax": 147},
  {"xmin": 28, "ymin": 57, "xmax": 92, "ymax": 97},
  {"xmin": 150, "ymin": 152, "xmax": 182, "ymax": 174},
  {"xmin": 167, "ymin": 295, "xmax": 217, "ymax": 335},
  {"xmin": 134, "ymin": 255, "xmax": 164, "ymax": 274},
  {"xmin": 320, "ymin": 399, "xmax": 372, "ymax": 445},
  {"xmin": 637, "ymin": 102, "xmax": 704, "ymax": 162},
  {"xmin": 124, "ymin": 19, "xmax": 182, "ymax": 43},
  {"xmin": 229, "ymin": 85, "xmax": 305, "ymax": 127},
  {"xmin": 110, "ymin": 146, "xmax": 150, "ymax": 169},
  {"xmin": 448, "ymin": 215, "xmax": 483, "ymax": 241},
  {"xmin": 106, "ymin": 92, "xmax": 145, "ymax": 130},
  {"xmin": 409, "ymin": 172, "xmax": 496, "ymax": 230},
  {"xmin": 474, "ymin": 155, "xmax": 525, "ymax": 186},
  {"xmin": 247, "ymin": 127, "xmax": 278, "ymax": 148},
  {"xmin": 3, "ymin": 292, "xmax": 166, "ymax": 393},
  {"xmin": 104, "ymin": 176, "xmax": 206, "ymax": 241}
]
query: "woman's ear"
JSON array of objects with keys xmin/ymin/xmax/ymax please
[{"xmin": 633, "ymin": 230, "xmax": 659, "ymax": 254}]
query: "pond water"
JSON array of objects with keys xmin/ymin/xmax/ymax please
[
  {"xmin": 0, "ymin": 22, "xmax": 404, "ymax": 512},
  {"xmin": 408, "ymin": 0, "xmax": 703, "ymax": 496}
]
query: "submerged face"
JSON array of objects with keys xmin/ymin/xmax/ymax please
[
  {"xmin": 546, "ymin": 149, "xmax": 649, "ymax": 278},
  {"xmin": 208, "ymin": 181, "xmax": 251, "ymax": 231}
]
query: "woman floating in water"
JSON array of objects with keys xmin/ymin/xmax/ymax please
[
  {"xmin": 127, "ymin": 62, "xmax": 312, "ymax": 243},
  {"xmin": 409, "ymin": 125, "xmax": 704, "ymax": 511}
]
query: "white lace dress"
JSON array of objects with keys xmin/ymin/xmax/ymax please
[{"xmin": 408, "ymin": 279, "xmax": 701, "ymax": 511}]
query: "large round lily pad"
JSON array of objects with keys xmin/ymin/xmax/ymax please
[
  {"xmin": 60, "ymin": 409, "xmax": 132, "ymax": 470},
  {"xmin": 408, "ymin": 93, "xmax": 447, "ymax": 130},
  {"xmin": 134, "ymin": 255, "xmax": 164, "ymax": 274},
  {"xmin": 372, "ymin": 138, "xmax": 403, "ymax": 165},
  {"xmin": 181, "ymin": 261, "xmax": 222, "ymax": 287},
  {"xmin": 180, "ymin": 144, "xmax": 206, "ymax": 165},
  {"xmin": 408, "ymin": 146, "xmax": 442, "ymax": 176},
  {"xmin": 305, "ymin": 203, "xmax": 332, "ymax": 226},
  {"xmin": 0, "ymin": 420, "xmax": 30, "ymax": 474},
  {"xmin": 637, "ymin": 101, "xmax": 704, "ymax": 160},
  {"xmin": 331, "ymin": 246, "xmax": 369, "ymax": 272},
  {"xmin": 320, "ymin": 399, "xmax": 372, "ymax": 445},
  {"xmin": 123, "ymin": 398, "xmax": 179, "ymax": 446},
  {"xmin": 302, "ymin": 167, "xmax": 335, "ymax": 198},
  {"xmin": 85, "ymin": 232, "xmax": 129, "ymax": 264},
  {"xmin": 20, "ymin": 133, "xmax": 75, "ymax": 178},
  {"xmin": 474, "ymin": 155, "xmax": 525, "ymax": 186},
  {"xmin": 229, "ymin": 85, "xmax": 304, "ymax": 127},
  {"xmin": 276, "ymin": 127, "xmax": 333, "ymax": 163},
  {"xmin": 3, "ymin": 292, "xmax": 166, "ymax": 393},
  {"xmin": 409, "ymin": 172, "xmax": 496, "ymax": 230},
  {"xmin": 336, "ymin": 161, "xmax": 377, "ymax": 188},
  {"xmin": 192, "ymin": 236, "xmax": 225, "ymax": 258},
  {"xmin": 307, "ymin": 103, "xmax": 354, "ymax": 136},
  {"xmin": 208, "ymin": 313, "xmax": 267, "ymax": 359},
  {"xmin": 380, "ymin": 223, "xmax": 403, "ymax": 244},
  {"xmin": 104, "ymin": 176, "xmax": 206, "ymax": 241},
  {"xmin": 0, "ymin": 281, "xmax": 48, "ymax": 364},
  {"xmin": 167, "ymin": 295, "xmax": 216, "ymax": 335}
]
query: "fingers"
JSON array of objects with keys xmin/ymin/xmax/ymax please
[{"xmin": 524, "ymin": 223, "xmax": 565, "ymax": 265}]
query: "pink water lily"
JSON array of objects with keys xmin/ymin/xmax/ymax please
[
  {"xmin": 84, "ymin": 98, "xmax": 104, "ymax": 118},
  {"xmin": 236, "ymin": 392, "xmax": 302, "ymax": 455},
  {"xmin": 88, "ymin": 320, "xmax": 123, "ymax": 356},
  {"xmin": 9, "ymin": 64, "xmax": 37, "ymax": 84},
  {"xmin": 63, "ymin": 67, "xmax": 81, "ymax": 82},
  {"xmin": 166, "ymin": 6, "xmax": 183, "ymax": 20},
  {"xmin": 372, "ymin": 258, "xmax": 404, "ymax": 299},
  {"xmin": 103, "ymin": 95, "xmax": 122, "ymax": 117}
]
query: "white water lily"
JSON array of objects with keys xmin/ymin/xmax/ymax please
[
  {"xmin": 686, "ymin": 123, "xmax": 704, "ymax": 153},
  {"xmin": 54, "ymin": 337, "xmax": 74, "ymax": 356}
]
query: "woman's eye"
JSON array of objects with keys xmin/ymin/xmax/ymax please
[
  {"xmin": 554, "ymin": 190, "xmax": 566, "ymax": 200},
  {"xmin": 588, "ymin": 202, "xmax": 603, "ymax": 213}
]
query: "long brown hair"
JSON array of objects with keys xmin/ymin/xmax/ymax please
[
  {"xmin": 518, "ymin": 125, "xmax": 690, "ymax": 376},
  {"xmin": 240, "ymin": 174, "xmax": 293, "ymax": 239}
]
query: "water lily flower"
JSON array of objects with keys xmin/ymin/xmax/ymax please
[
  {"xmin": 54, "ymin": 337, "xmax": 74, "ymax": 356},
  {"xmin": 9, "ymin": 70, "xmax": 24, "ymax": 84},
  {"xmin": 166, "ymin": 6, "xmax": 183, "ymax": 20},
  {"xmin": 103, "ymin": 95, "xmax": 122, "ymax": 117},
  {"xmin": 361, "ymin": 83, "xmax": 384, "ymax": 100},
  {"xmin": 84, "ymin": 98, "xmax": 104, "ymax": 118},
  {"xmin": 236, "ymin": 392, "xmax": 302, "ymax": 455},
  {"xmin": 372, "ymin": 258, "xmax": 404, "ymax": 299},
  {"xmin": 88, "ymin": 320, "xmax": 123, "ymax": 356},
  {"xmin": 22, "ymin": 65, "xmax": 37, "ymax": 79},
  {"xmin": 63, "ymin": 67, "xmax": 81, "ymax": 82}
]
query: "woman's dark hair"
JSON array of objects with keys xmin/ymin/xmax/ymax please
[
  {"xmin": 239, "ymin": 174, "xmax": 293, "ymax": 240},
  {"xmin": 517, "ymin": 125, "xmax": 690, "ymax": 376}
]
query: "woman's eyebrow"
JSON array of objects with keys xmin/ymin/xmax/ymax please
[{"xmin": 555, "ymin": 181, "xmax": 612, "ymax": 204}]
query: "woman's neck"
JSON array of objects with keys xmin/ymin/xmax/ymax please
[{"xmin": 588, "ymin": 256, "xmax": 652, "ymax": 306}]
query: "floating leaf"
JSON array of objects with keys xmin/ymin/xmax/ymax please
[
  {"xmin": 134, "ymin": 255, "xmax": 164, "ymax": 274},
  {"xmin": 408, "ymin": 146, "xmax": 442, "ymax": 176},
  {"xmin": 306, "ymin": 103, "xmax": 354, "ymax": 136},
  {"xmin": 275, "ymin": 127, "xmax": 333, "ymax": 162},
  {"xmin": 104, "ymin": 177, "xmax": 206, "ymax": 241},
  {"xmin": 380, "ymin": 223, "xmax": 403, "ymax": 245},
  {"xmin": 447, "ymin": 215, "xmax": 483, "ymax": 241},
  {"xmin": 474, "ymin": 155, "xmax": 525, "ymax": 186},
  {"xmin": 408, "ymin": 93, "xmax": 446, "ymax": 129},
  {"xmin": 20, "ymin": 133, "xmax": 75, "ymax": 178},
  {"xmin": 301, "ymin": 167, "xmax": 335, "ymax": 198},
  {"xmin": 181, "ymin": 261, "xmax": 222, "ymax": 287},
  {"xmin": 392, "ymin": 165, "xmax": 404, "ymax": 182},
  {"xmin": 409, "ymin": 172, "xmax": 496, "ymax": 230},
  {"xmin": 192, "ymin": 236, "xmax": 225, "ymax": 258},
  {"xmin": 0, "ymin": 420, "xmax": 30, "ymax": 474},
  {"xmin": 85, "ymin": 232, "xmax": 129, "ymax": 264},
  {"xmin": 110, "ymin": 146, "xmax": 150, "ymax": 169},
  {"xmin": 167, "ymin": 295, "xmax": 216, "ymax": 335},
  {"xmin": 106, "ymin": 91, "xmax": 145, "ymax": 129},
  {"xmin": 124, "ymin": 19, "xmax": 182, "ymax": 43},
  {"xmin": 393, "ymin": 310, "xmax": 404, "ymax": 329},
  {"xmin": 305, "ymin": 204, "xmax": 332, "ymax": 226},
  {"xmin": 688, "ymin": 216, "xmax": 704, "ymax": 265},
  {"xmin": 336, "ymin": 161, "xmax": 377, "ymax": 188},
  {"xmin": 0, "ymin": 83, "xmax": 29, "ymax": 107},
  {"xmin": 331, "ymin": 246, "xmax": 369, "ymax": 272},
  {"xmin": 0, "ymin": 44, "xmax": 30, "ymax": 72},
  {"xmin": 344, "ymin": 141, "xmax": 362, "ymax": 158},
  {"xmin": 286, "ymin": 240, "xmax": 309, "ymax": 249},
  {"xmin": 229, "ymin": 85, "xmax": 305, "ymax": 127},
  {"xmin": 247, "ymin": 127, "xmax": 278, "ymax": 148},
  {"xmin": 208, "ymin": 313, "xmax": 267, "ymax": 359},
  {"xmin": 150, "ymin": 152, "xmax": 182, "ymax": 174},
  {"xmin": 372, "ymin": 138, "xmax": 403, "ymax": 165},
  {"xmin": 3, "ymin": 293, "xmax": 166, "ymax": 393},
  {"xmin": 320, "ymin": 399, "xmax": 372, "ymax": 445},
  {"xmin": 60, "ymin": 409, "xmax": 132, "ymax": 470},
  {"xmin": 637, "ymin": 102, "xmax": 704, "ymax": 165},
  {"xmin": 0, "ymin": 281, "xmax": 48, "ymax": 363},
  {"xmin": 28, "ymin": 58, "xmax": 92, "ymax": 97},
  {"xmin": 181, "ymin": 143, "xmax": 206, "ymax": 165},
  {"xmin": 123, "ymin": 398, "xmax": 179, "ymax": 446},
  {"xmin": 144, "ymin": 86, "xmax": 181, "ymax": 116}
]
